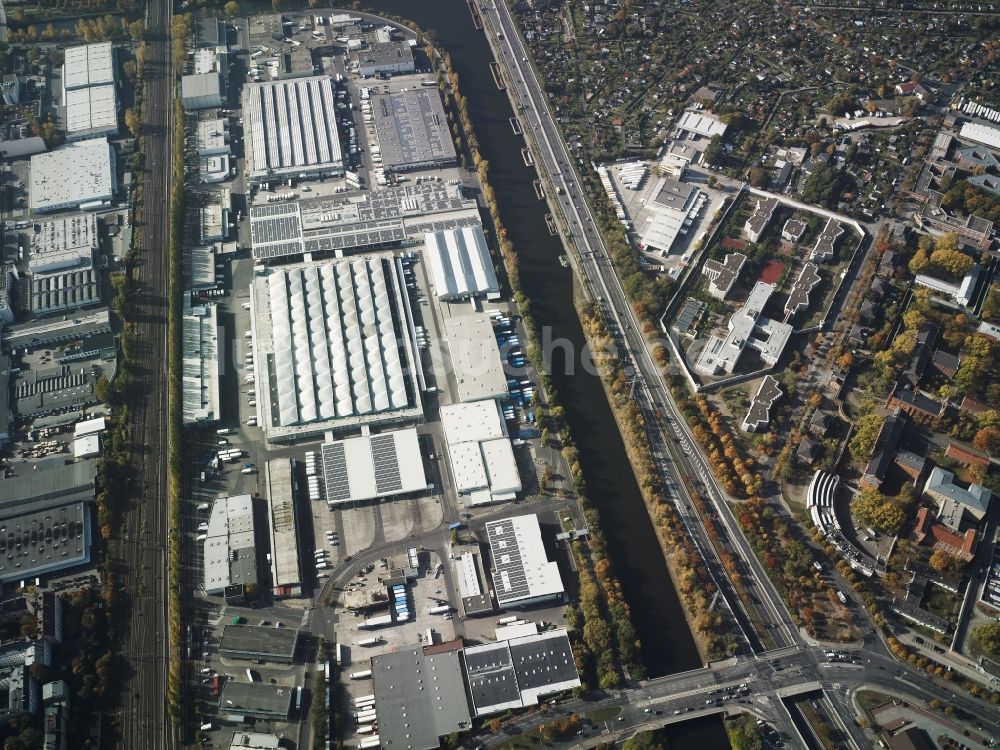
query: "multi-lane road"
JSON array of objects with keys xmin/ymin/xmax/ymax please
[
  {"xmin": 479, "ymin": 0, "xmax": 799, "ymax": 655},
  {"xmin": 475, "ymin": 0, "xmax": 1000, "ymax": 743},
  {"xmin": 116, "ymin": 0, "xmax": 173, "ymax": 747}
]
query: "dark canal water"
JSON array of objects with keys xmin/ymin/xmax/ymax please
[{"xmin": 358, "ymin": 1, "xmax": 728, "ymax": 745}]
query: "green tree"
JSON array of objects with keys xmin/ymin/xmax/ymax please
[
  {"xmin": 848, "ymin": 413, "xmax": 883, "ymax": 462},
  {"xmin": 624, "ymin": 731, "xmax": 669, "ymax": 750},
  {"xmin": 973, "ymin": 622, "xmax": 1000, "ymax": 656},
  {"xmin": 726, "ymin": 715, "xmax": 763, "ymax": 750},
  {"xmin": 223, "ymin": 0, "xmax": 240, "ymax": 15},
  {"xmin": 124, "ymin": 108, "xmax": 140, "ymax": 138},
  {"xmin": 703, "ymin": 135, "xmax": 724, "ymax": 166},
  {"xmin": 852, "ymin": 487, "xmax": 905, "ymax": 535}
]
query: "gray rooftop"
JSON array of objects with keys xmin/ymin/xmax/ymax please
[
  {"xmin": 219, "ymin": 681, "xmax": 293, "ymax": 719},
  {"xmin": 784, "ymin": 262, "xmax": 821, "ymax": 316},
  {"xmin": 31, "ymin": 269, "xmax": 102, "ymax": 317},
  {"xmin": 651, "ymin": 178, "xmax": 697, "ymax": 211},
  {"xmin": 219, "ymin": 625, "xmax": 299, "ymax": 661},
  {"xmin": 463, "ymin": 642, "xmax": 521, "ymax": 715},
  {"xmin": 743, "ymin": 375, "xmax": 782, "ymax": 431},
  {"xmin": 372, "ymin": 644, "xmax": 471, "ymax": 750},
  {"xmin": 2, "ymin": 308, "xmax": 113, "ymax": 352},
  {"xmin": 371, "ymin": 89, "xmax": 457, "ymax": 172}
]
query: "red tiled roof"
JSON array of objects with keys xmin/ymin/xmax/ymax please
[
  {"xmin": 945, "ymin": 443, "xmax": 989, "ymax": 468},
  {"xmin": 913, "ymin": 507, "xmax": 976, "ymax": 562}
]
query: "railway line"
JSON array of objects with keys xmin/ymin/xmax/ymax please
[{"xmin": 115, "ymin": 0, "xmax": 173, "ymax": 747}]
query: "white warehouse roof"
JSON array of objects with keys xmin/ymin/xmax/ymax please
[
  {"xmin": 243, "ymin": 76, "xmax": 344, "ymax": 181},
  {"xmin": 203, "ymin": 494, "xmax": 257, "ymax": 595},
  {"xmin": 62, "ymin": 42, "xmax": 115, "ymax": 91},
  {"xmin": 182, "ymin": 299, "xmax": 221, "ymax": 426},
  {"xmin": 441, "ymin": 401, "xmax": 521, "ymax": 504},
  {"xmin": 425, "ymin": 225, "xmax": 499, "ymax": 300},
  {"xmin": 485, "ymin": 515, "xmax": 563, "ymax": 607},
  {"xmin": 959, "ymin": 121, "xmax": 1000, "ymax": 151},
  {"xmin": 29, "ymin": 138, "xmax": 116, "ymax": 212},
  {"xmin": 320, "ymin": 427, "xmax": 427, "ymax": 504},
  {"xmin": 444, "ymin": 315, "xmax": 508, "ymax": 403},
  {"xmin": 64, "ymin": 85, "xmax": 118, "ymax": 140},
  {"xmin": 250, "ymin": 255, "xmax": 422, "ymax": 440},
  {"xmin": 676, "ymin": 110, "xmax": 727, "ymax": 139}
]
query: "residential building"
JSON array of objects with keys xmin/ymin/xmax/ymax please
[
  {"xmin": 781, "ymin": 219, "xmax": 806, "ymax": 243},
  {"xmin": 742, "ymin": 375, "xmax": 782, "ymax": 432},
  {"xmin": 922, "ymin": 467, "xmax": 992, "ymax": 531},
  {"xmin": 744, "ymin": 197, "xmax": 778, "ymax": 243},
  {"xmin": 784, "ymin": 262, "xmax": 820, "ymax": 317},
  {"xmin": 810, "ymin": 217, "xmax": 844, "ymax": 263},
  {"xmin": 701, "ymin": 252, "xmax": 745, "ymax": 300}
]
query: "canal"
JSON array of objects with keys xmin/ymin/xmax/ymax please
[{"xmin": 356, "ymin": 1, "xmax": 728, "ymax": 743}]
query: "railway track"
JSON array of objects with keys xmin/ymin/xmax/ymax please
[{"xmin": 115, "ymin": 0, "xmax": 173, "ymax": 747}]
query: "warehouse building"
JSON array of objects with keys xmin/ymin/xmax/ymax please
[
  {"xmin": 250, "ymin": 256, "xmax": 423, "ymax": 441},
  {"xmin": 181, "ymin": 72, "xmax": 225, "ymax": 110},
  {"xmin": 453, "ymin": 544, "xmax": 495, "ymax": 617},
  {"xmin": 182, "ymin": 299, "xmax": 221, "ymax": 426},
  {"xmin": 243, "ymin": 76, "xmax": 344, "ymax": 184},
  {"xmin": 350, "ymin": 40, "xmax": 415, "ymax": 77},
  {"xmin": 443, "ymin": 315, "xmax": 507, "ymax": 403},
  {"xmin": 441, "ymin": 401, "xmax": 521, "ymax": 505},
  {"xmin": 0, "ymin": 461, "xmax": 97, "ymax": 584},
  {"xmin": 370, "ymin": 89, "xmax": 456, "ymax": 172},
  {"xmin": 64, "ymin": 85, "xmax": 118, "ymax": 142},
  {"xmin": 14, "ymin": 365, "xmax": 100, "ymax": 419},
  {"xmin": 424, "ymin": 225, "xmax": 499, "ymax": 301},
  {"xmin": 29, "ymin": 215, "xmax": 98, "ymax": 275},
  {"xmin": 320, "ymin": 427, "xmax": 428, "ymax": 505},
  {"xmin": 196, "ymin": 118, "xmax": 233, "ymax": 183},
  {"xmin": 219, "ymin": 682, "xmax": 293, "ymax": 721},
  {"xmin": 371, "ymin": 640, "xmax": 471, "ymax": 750},
  {"xmin": 463, "ymin": 629, "xmax": 579, "ymax": 716},
  {"xmin": 2, "ymin": 308, "xmax": 111, "ymax": 353},
  {"xmin": 30, "ymin": 269, "xmax": 102, "ymax": 318},
  {"xmin": 29, "ymin": 138, "xmax": 117, "ymax": 213},
  {"xmin": 62, "ymin": 43, "xmax": 115, "ymax": 96},
  {"xmin": 485, "ymin": 515, "xmax": 563, "ymax": 609},
  {"xmin": 202, "ymin": 494, "xmax": 257, "ymax": 600},
  {"xmin": 219, "ymin": 624, "xmax": 299, "ymax": 664},
  {"xmin": 264, "ymin": 459, "xmax": 302, "ymax": 598}
]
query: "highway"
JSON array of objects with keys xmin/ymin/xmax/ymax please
[
  {"xmin": 473, "ymin": 0, "xmax": 1000, "ymax": 743},
  {"xmin": 116, "ymin": 0, "xmax": 173, "ymax": 747},
  {"xmin": 479, "ymin": 0, "xmax": 799, "ymax": 655},
  {"xmin": 477, "ymin": 643, "xmax": 1000, "ymax": 750}
]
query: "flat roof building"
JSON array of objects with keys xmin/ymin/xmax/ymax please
[
  {"xmin": 264, "ymin": 459, "xmax": 302, "ymax": 598},
  {"xmin": 371, "ymin": 642, "xmax": 471, "ymax": 750},
  {"xmin": 243, "ymin": 76, "xmax": 344, "ymax": 183},
  {"xmin": 181, "ymin": 72, "xmax": 225, "ymax": 110},
  {"xmin": 202, "ymin": 494, "xmax": 257, "ymax": 599},
  {"xmin": 319, "ymin": 427, "xmax": 428, "ymax": 505},
  {"xmin": 219, "ymin": 624, "xmax": 299, "ymax": 664},
  {"xmin": 228, "ymin": 733, "xmax": 280, "ymax": 750},
  {"xmin": 30, "ymin": 269, "xmax": 101, "ymax": 318},
  {"xmin": 637, "ymin": 177, "xmax": 706, "ymax": 255},
  {"xmin": 64, "ymin": 85, "xmax": 118, "ymax": 142},
  {"xmin": 250, "ymin": 255, "xmax": 423, "ymax": 441},
  {"xmin": 915, "ymin": 264, "xmax": 980, "ymax": 307},
  {"xmin": 441, "ymin": 401, "xmax": 521, "ymax": 505},
  {"xmin": 675, "ymin": 110, "xmax": 727, "ymax": 139},
  {"xmin": 370, "ymin": 89, "xmax": 457, "ymax": 173},
  {"xmin": 29, "ymin": 138, "xmax": 116, "ymax": 213},
  {"xmin": 444, "ymin": 315, "xmax": 508, "ymax": 403},
  {"xmin": 701, "ymin": 252, "xmax": 745, "ymax": 300},
  {"xmin": 485, "ymin": 515, "xmax": 563, "ymax": 609},
  {"xmin": 62, "ymin": 43, "xmax": 115, "ymax": 94},
  {"xmin": 694, "ymin": 282, "xmax": 792, "ymax": 376},
  {"xmin": 959, "ymin": 121, "xmax": 1000, "ymax": 151},
  {"xmin": 219, "ymin": 682, "xmax": 293, "ymax": 721},
  {"xmin": 182, "ymin": 300, "xmax": 221, "ymax": 426},
  {"xmin": 2, "ymin": 308, "xmax": 111, "ymax": 353},
  {"xmin": 454, "ymin": 546, "xmax": 494, "ymax": 617},
  {"xmin": 782, "ymin": 219, "xmax": 806, "ymax": 243},
  {"xmin": 14, "ymin": 365, "xmax": 99, "ymax": 419},
  {"xmin": 741, "ymin": 375, "xmax": 782, "ymax": 432},
  {"xmin": 196, "ymin": 118, "xmax": 230, "ymax": 156},
  {"xmin": 29, "ymin": 215, "xmax": 97, "ymax": 275},
  {"xmin": 351, "ymin": 40, "xmax": 415, "ymax": 77},
  {"xmin": 463, "ymin": 629, "xmax": 580, "ymax": 716},
  {"xmin": 0, "ymin": 461, "xmax": 97, "ymax": 584},
  {"xmin": 425, "ymin": 225, "xmax": 499, "ymax": 301}
]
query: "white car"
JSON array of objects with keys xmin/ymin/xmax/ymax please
[{"xmin": 242, "ymin": 302, "xmax": 251, "ymax": 310}]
